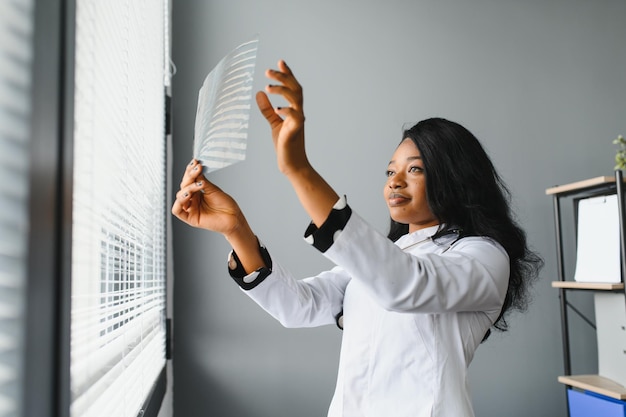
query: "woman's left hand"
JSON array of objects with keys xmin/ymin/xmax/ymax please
[
  {"xmin": 256, "ymin": 60, "xmax": 310, "ymax": 177},
  {"xmin": 256, "ymin": 59, "xmax": 339, "ymax": 226}
]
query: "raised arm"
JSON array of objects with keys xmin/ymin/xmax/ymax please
[{"xmin": 256, "ymin": 60, "xmax": 339, "ymax": 227}]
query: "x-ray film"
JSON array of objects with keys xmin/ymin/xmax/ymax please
[{"xmin": 193, "ymin": 36, "xmax": 259, "ymax": 173}]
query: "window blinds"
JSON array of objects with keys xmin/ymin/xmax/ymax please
[
  {"xmin": 0, "ymin": 1, "xmax": 34, "ymax": 416},
  {"xmin": 70, "ymin": 1, "xmax": 168, "ymax": 416}
]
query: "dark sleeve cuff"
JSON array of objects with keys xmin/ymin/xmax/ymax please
[
  {"xmin": 228, "ymin": 239, "xmax": 273, "ymax": 290},
  {"xmin": 304, "ymin": 195, "xmax": 352, "ymax": 253}
]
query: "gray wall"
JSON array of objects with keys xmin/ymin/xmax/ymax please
[{"xmin": 170, "ymin": 1, "xmax": 626, "ymax": 416}]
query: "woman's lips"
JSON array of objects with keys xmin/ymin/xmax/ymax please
[{"xmin": 388, "ymin": 193, "xmax": 410, "ymax": 206}]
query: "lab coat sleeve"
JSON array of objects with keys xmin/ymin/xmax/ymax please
[
  {"xmin": 228, "ymin": 244, "xmax": 351, "ymax": 328},
  {"xmin": 315, "ymin": 210, "xmax": 510, "ymax": 314}
]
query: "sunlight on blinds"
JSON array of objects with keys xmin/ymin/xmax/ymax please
[
  {"xmin": 0, "ymin": 1, "xmax": 33, "ymax": 416},
  {"xmin": 71, "ymin": 1, "xmax": 167, "ymax": 416}
]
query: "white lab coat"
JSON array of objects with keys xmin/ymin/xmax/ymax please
[{"xmin": 237, "ymin": 210, "xmax": 510, "ymax": 417}]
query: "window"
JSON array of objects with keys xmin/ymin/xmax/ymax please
[{"xmin": 69, "ymin": 1, "xmax": 169, "ymax": 416}]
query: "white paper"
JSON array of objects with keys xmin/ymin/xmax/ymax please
[
  {"xmin": 574, "ymin": 194, "xmax": 621, "ymax": 283},
  {"xmin": 193, "ymin": 36, "xmax": 259, "ymax": 173}
]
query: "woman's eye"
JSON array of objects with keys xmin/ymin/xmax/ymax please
[
  {"xmin": 409, "ymin": 166, "xmax": 423, "ymax": 173},
  {"xmin": 385, "ymin": 170, "xmax": 395, "ymax": 177}
]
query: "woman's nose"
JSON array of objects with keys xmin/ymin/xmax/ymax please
[{"xmin": 388, "ymin": 174, "xmax": 405, "ymax": 188}]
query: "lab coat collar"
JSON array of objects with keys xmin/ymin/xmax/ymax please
[{"xmin": 394, "ymin": 224, "xmax": 440, "ymax": 249}]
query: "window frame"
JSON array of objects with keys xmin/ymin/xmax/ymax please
[{"xmin": 24, "ymin": 1, "xmax": 169, "ymax": 416}]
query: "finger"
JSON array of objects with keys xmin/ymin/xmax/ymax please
[
  {"xmin": 196, "ymin": 177, "xmax": 224, "ymax": 196},
  {"xmin": 265, "ymin": 68, "xmax": 303, "ymax": 110},
  {"xmin": 264, "ymin": 62, "xmax": 303, "ymax": 111},
  {"xmin": 272, "ymin": 59, "xmax": 295, "ymax": 80},
  {"xmin": 175, "ymin": 176, "xmax": 206, "ymax": 207},
  {"xmin": 171, "ymin": 194, "xmax": 189, "ymax": 221},
  {"xmin": 265, "ymin": 60, "xmax": 300, "ymax": 89},
  {"xmin": 256, "ymin": 91, "xmax": 284, "ymax": 129},
  {"xmin": 274, "ymin": 106, "xmax": 304, "ymax": 125},
  {"xmin": 172, "ymin": 187, "xmax": 204, "ymax": 227},
  {"xmin": 278, "ymin": 59, "xmax": 292, "ymax": 75},
  {"xmin": 264, "ymin": 68, "xmax": 289, "ymax": 85},
  {"xmin": 180, "ymin": 159, "xmax": 204, "ymax": 188},
  {"xmin": 265, "ymin": 73, "xmax": 302, "ymax": 100},
  {"xmin": 265, "ymin": 84, "xmax": 303, "ymax": 111}
]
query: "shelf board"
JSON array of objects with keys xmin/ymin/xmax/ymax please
[
  {"xmin": 552, "ymin": 281, "xmax": 625, "ymax": 290},
  {"xmin": 546, "ymin": 176, "xmax": 617, "ymax": 195},
  {"xmin": 558, "ymin": 375, "xmax": 626, "ymax": 400}
]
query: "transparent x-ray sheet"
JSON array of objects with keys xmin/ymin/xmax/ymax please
[{"xmin": 193, "ymin": 36, "xmax": 259, "ymax": 173}]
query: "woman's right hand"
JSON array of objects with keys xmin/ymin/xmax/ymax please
[{"xmin": 171, "ymin": 159, "xmax": 244, "ymax": 236}]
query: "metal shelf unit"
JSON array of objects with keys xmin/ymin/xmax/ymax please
[{"xmin": 546, "ymin": 171, "xmax": 626, "ymax": 407}]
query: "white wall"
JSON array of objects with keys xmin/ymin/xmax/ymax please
[{"xmin": 170, "ymin": 1, "xmax": 626, "ymax": 416}]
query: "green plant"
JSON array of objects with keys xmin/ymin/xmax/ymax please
[{"xmin": 615, "ymin": 134, "xmax": 626, "ymax": 170}]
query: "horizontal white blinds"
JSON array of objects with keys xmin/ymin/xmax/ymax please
[
  {"xmin": 71, "ymin": 1, "xmax": 167, "ymax": 416},
  {"xmin": 0, "ymin": 1, "xmax": 33, "ymax": 416}
]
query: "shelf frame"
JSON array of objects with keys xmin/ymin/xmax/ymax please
[{"xmin": 547, "ymin": 171, "xmax": 626, "ymax": 411}]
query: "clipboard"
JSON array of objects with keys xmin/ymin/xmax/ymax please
[{"xmin": 574, "ymin": 194, "xmax": 621, "ymax": 283}]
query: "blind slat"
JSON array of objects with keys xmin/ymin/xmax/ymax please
[
  {"xmin": 0, "ymin": 1, "xmax": 34, "ymax": 417},
  {"xmin": 70, "ymin": 1, "xmax": 168, "ymax": 417}
]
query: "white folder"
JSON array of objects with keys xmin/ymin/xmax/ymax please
[{"xmin": 574, "ymin": 194, "xmax": 621, "ymax": 283}]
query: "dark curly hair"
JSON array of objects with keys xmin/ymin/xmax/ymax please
[{"xmin": 387, "ymin": 118, "xmax": 543, "ymax": 338}]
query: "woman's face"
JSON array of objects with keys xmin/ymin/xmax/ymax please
[{"xmin": 384, "ymin": 138, "xmax": 438, "ymax": 233}]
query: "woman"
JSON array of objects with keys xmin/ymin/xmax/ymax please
[{"xmin": 172, "ymin": 60, "xmax": 543, "ymax": 417}]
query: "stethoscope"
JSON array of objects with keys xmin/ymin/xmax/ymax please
[{"xmin": 399, "ymin": 228, "xmax": 463, "ymax": 253}]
